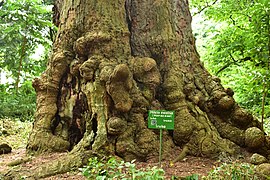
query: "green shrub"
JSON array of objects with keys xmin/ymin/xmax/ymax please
[
  {"xmin": 203, "ymin": 162, "xmax": 258, "ymax": 180},
  {"xmin": 0, "ymin": 81, "xmax": 36, "ymax": 121},
  {"xmin": 80, "ymin": 156, "xmax": 165, "ymax": 180}
]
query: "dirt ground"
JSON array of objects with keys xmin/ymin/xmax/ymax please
[
  {"xmin": 0, "ymin": 120, "xmax": 223, "ymax": 179},
  {"xmin": 0, "ymin": 147, "xmax": 222, "ymax": 179}
]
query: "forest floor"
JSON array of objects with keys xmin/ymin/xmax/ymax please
[
  {"xmin": 0, "ymin": 147, "xmax": 221, "ymax": 179},
  {"xmin": 0, "ymin": 119, "xmax": 253, "ymax": 179}
]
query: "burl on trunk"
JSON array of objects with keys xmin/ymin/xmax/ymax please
[{"xmin": 27, "ymin": 0, "xmax": 269, "ymax": 170}]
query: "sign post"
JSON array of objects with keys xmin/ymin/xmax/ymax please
[
  {"xmin": 148, "ymin": 110, "xmax": 175, "ymax": 167},
  {"xmin": 159, "ymin": 129, "xmax": 162, "ymax": 167}
]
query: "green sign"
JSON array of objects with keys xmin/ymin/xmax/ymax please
[{"xmin": 148, "ymin": 110, "xmax": 175, "ymax": 130}]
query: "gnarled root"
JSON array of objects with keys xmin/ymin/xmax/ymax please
[{"xmin": 172, "ymin": 145, "xmax": 189, "ymax": 163}]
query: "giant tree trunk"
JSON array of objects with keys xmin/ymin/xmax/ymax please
[{"xmin": 23, "ymin": 0, "xmax": 269, "ymax": 178}]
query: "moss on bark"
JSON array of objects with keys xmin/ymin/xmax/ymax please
[{"xmin": 16, "ymin": 0, "xmax": 270, "ymax": 178}]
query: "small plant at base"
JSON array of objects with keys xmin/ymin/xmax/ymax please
[
  {"xmin": 171, "ymin": 174, "xmax": 199, "ymax": 180},
  {"xmin": 80, "ymin": 156, "xmax": 165, "ymax": 180},
  {"xmin": 184, "ymin": 174, "xmax": 199, "ymax": 180},
  {"xmin": 203, "ymin": 162, "xmax": 258, "ymax": 180}
]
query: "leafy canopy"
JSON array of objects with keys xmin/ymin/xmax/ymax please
[
  {"xmin": 191, "ymin": 0, "xmax": 270, "ymax": 120},
  {"xmin": 0, "ymin": 0, "xmax": 54, "ymax": 83},
  {"xmin": 0, "ymin": 0, "xmax": 54, "ymax": 120}
]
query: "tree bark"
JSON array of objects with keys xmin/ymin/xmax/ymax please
[{"xmin": 22, "ymin": 0, "xmax": 270, "ymax": 178}]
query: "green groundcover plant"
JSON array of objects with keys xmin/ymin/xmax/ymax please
[
  {"xmin": 0, "ymin": 81, "xmax": 36, "ymax": 121},
  {"xmin": 203, "ymin": 162, "xmax": 259, "ymax": 180},
  {"xmin": 80, "ymin": 157, "xmax": 165, "ymax": 180},
  {"xmin": 81, "ymin": 157, "xmax": 262, "ymax": 180}
]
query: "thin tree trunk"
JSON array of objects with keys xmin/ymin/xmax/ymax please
[{"xmin": 15, "ymin": 36, "xmax": 27, "ymax": 91}]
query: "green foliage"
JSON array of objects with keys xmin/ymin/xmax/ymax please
[
  {"xmin": 191, "ymin": 0, "xmax": 270, "ymax": 132},
  {"xmin": 0, "ymin": 0, "xmax": 54, "ymax": 85},
  {"xmin": 203, "ymin": 162, "xmax": 258, "ymax": 180},
  {"xmin": 80, "ymin": 157, "xmax": 165, "ymax": 180},
  {"xmin": 172, "ymin": 174, "xmax": 199, "ymax": 180},
  {"xmin": 201, "ymin": 0, "xmax": 270, "ymax": 74},
  {"xmin": 0, "ymin": 0, "xmax": 53, "ymax": 121},
  {"xmin": 183, "ymin": 174, "xmax": 199, "ymax": 180},
  {"xmin": 190, "ymin": 0, "xmax": 219, "ymax": 16},
  {"xmin": 0, "ymin": 81, "xmax": 36, "ymax": 121}
]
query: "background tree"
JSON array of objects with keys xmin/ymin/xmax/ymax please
[
  {"xmin": 5, "ymin": 0, "xmax": 270, "ymax": 178},
  {"xmin": 0, "ymin": 0, "xmax": 54, "ymax": 120},
  {"xmin": 0, "ymin": 0, "xmax": 54, "ymax": 89}
]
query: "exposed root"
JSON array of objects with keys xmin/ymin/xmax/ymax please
[
  {"xmin": 2, "ymin": 150, "xmax": 94, "ymax": 179},
  {"xmin": 7, "ymin": 157, "xmax": 31, "ymax": 167},
  {"xmin": 173, "ymin": 146, "xmax": 189, "ymax": 163}
]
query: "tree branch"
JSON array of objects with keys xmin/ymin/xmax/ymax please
[
  {"xmin": 193, "ymin": 0, "xmax": 219, "ymax": 16},
  {"xmin": 216, "ymin": 54, "xmax": 251, "ymax": 75}
]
